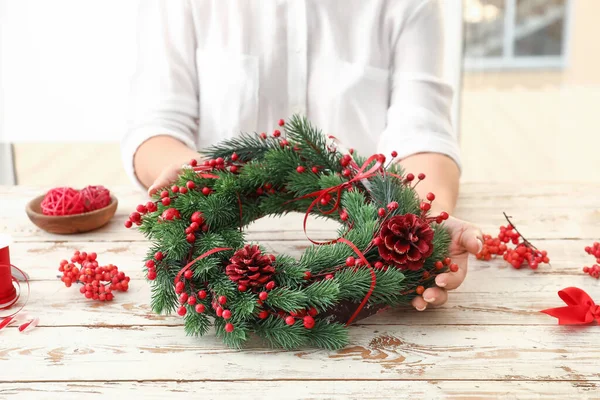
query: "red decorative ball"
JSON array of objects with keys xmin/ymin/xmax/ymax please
[
  {"xmin": 195, "ymin": 304, "xmax": 205, "ymax": 313},
  {"xmin": 161, "ymin": 197, "xmax": 171, "ymax": 206},
  {"xmin": 202, "ymin": 187, "xmax": 211, "ymax": 196},
  {"xmin": 391, "ymin": 151, "xmax": 398, "ymax": 157},
  {"xmin": 406, "ymin": 173, "xmax": 415, "ymax": 182},
  {"xmin": 346, "ymin": 257, "xmax": 355, "ymax": 267},
  {"xmin": 377, "ymin": 214, "xmax": 434, "ymax": 271},
  {"xmin": 418, "ymin": 173, "xmax": 426, "ymax": 180},
  {"xmin": 285, "ymin": 316, "xmax": 295, "ymax": 325},
  {"xmin": 218, "ymin": 295, "xmax": 227, "ymax": 305},
  {"xmin": 258, "ymin": 310, "xmax": 269, "ymax": 319},
  {"xmin": 186, "ymin": 181, "xmax": 196, "ymax": 190},
  {"xmin": 79, "ymin": 185, "xmax": 111, "ymax": 212},
  {"xmin": 273, "ymin": 129, "xmax": 281, "ymax": 137},
  {"xmin": 177, "ymin": 306, "xmax": 187, "ymax": 316},
  {"xmin": 259, "ymin": 291, "xmax": 268, "ymax": 301},
  {"xmin": 296, "ymin": 166, "xmax": 305, "ymax": 173},
  {"xmin": 278, "ymin": 119, "xmax": 285, "ymax": 126},
  {"xmin": 303, "ymin": 315, "xmax": 315, "ymax": 329},
  {"xmin": 161, "ymin": 208, "xmax": 181, "ymax": 221},
  {"xmin": 198, "ymin": 290, "xmax": 207, "ymax": 299},
  {"xmin": 41, "ymin": 187, "xmax": 85, "ymax": 216},
  {"xmin": 231, "ymin": 152, "xmax": 239, "ymax": 161},
  {"xmin": 147, "ymin": 270, "xmax": 157, "ymax": 280},
  {"xmin": 222, "ymin": 310, "xmax": 232, "ymax": 319},
  {"xmin": 378, "ymin": 208, "xmax": 386, "ymax": 217},
  {"xmin": 225, "ymin": 323, "xmax": 234, "ymax": 332}
]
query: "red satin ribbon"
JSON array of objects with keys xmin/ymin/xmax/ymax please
[
  {"xmin": 294, "ymin": 154, "xmax": 385, "ymax": 245},
  {"xmin": 541, "ymin": 287, "xmax": 600, "ymax": 325},
  {"xmin": 0, "ymin": 264, "xmax": 32, "ymax": 333},
  {"xmin": 192, "ymin": 165, "xmax": 220, "ymax": 179},
  {"xmin": 337, "ymin": 238, "xmax": 377, "ymax": 326},
  {"xmin": 174, "ymin": 247, "xmax": 232, "ymax": 285}
]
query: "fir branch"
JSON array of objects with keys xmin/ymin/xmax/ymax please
[
  {"xmin": 273, "ymin": 255, "xmax": 306, "ymax": 288},
  {"xmin": 202, "ymin": 132, "xmax": 279, "ymax": 162},
  {"xmin": 306, "ymin": 320, "xmax": 349, "ymax": 350},
  {"xmin": 214, "ymin": 318, "xmax": 250, "ymax": 349},
  {"xmin": 255, "ymin": 315, "xmax": 308, "ymax": 349},
  {"xmin": 265, "ymin": 287, "xmax": 308, "ymax": 312},
  {"xmin": 304, "ymin": 280, "xmax": 340, "ymax": 311},
  {"xmin": 285, "ymin": 115, "xmax": 342, "ymax": 172},
  {"xmin": 184, "ymin": 308, "xmax": 211, "ymax": 337}
]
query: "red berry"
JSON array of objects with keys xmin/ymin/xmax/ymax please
[
  {"xmin": 198, "ymin": 290, "xmax": 207, "ymax": 299},
  {"xmin": 145, "ymin": 260, "xmax": 155, "ymax": 269},
  {"xmin": 230, "ymin": 165, "xmax": 238, "ymax": 174},
  {"xmin": 420, "ymin": 202, "xmax": 431, "ymax": 212},
  {"xmin": 418, "ymin": 173, "xmax": 426, "ymax": 180},
  {"xmin": 440, "ymin": 212, "xmax": 449, "ymax": 220},
  {"xmin": 222, "ymin": 310, "xmax": 232, "ymax": 319},
  {"xmin": 278, "ymin": 118, "xmax": 285, "ymax": 126},
  {"xmin": 136, "ymin": 204, "xmax": 147, "ymax": 213},
  {"xmin": 218, "ymin": 295, "xmax": 227, "ymax": 305},
  {"xmin": 161, "ymin": 197, "xmax": 171, "ymax": 206},
  {"xmin": 179, "ymin": 293, "xmax": 189, "ymax": 304},
  {"xmin": 215, "ymin": 157, "xmax": 224, "ymax": 165},
  {"xmin": 175, "ymin": 281, "xmax": 185, "ymax": 294},
  {"xmin": 308, "ymin": 307, "xmax": 318, "ymax": 317},
  {"xmin": 312, "ymin": 167, "xmax": 319, "ymax": 174},
  {"xmin": 225, "ymin": 323, "xmax": 234, "ymax": 332},
  {"xmin": 186, "ymin": 233, "xmax": 195, "ymax": 243},
  {"xmin": 378, "ymin": 208, "xmax": 386, "ymax": 217},
  {"xmin": 346, "ymin": 257, "xmax": 355, "ymax": 267},
  {"xmin": 179, "ymin": 187, "xmax": 188, "ymax": 194},
  {"xmin": 238, "ymin": 284, "xmax": 247, "ymax": 292},
  {"xmin": 187, "ymin": 296, "xmax": 197, "ymax": 305},
  {"xmin": 426, "ymin": 193, "xmax": 435, "ymax": 201},
  {"xmin": 285, "ymin": 316, "xmax": 295, "ymax": 325},
  {"xmin": 304, "ymin": 271, "xmax": 312, "ymax": 280},
  {"xmin": 449, "ymin": 263, "xmax": 459, "ymax": 272},
  {"xmin": 406, "ymin": 173, "xmax": 415, "ymax": 182},
  {"xmin": 189, "ymin": 159, "xmax": 198, "ymax": 167},
  {"xmin": 202, "ymin": 187, "xmax": 211, "ymax": 196},
  {"xmin": 195, "ymin": 304, "xmax": 205, "ymax": 313},
  {"xmin": 184, "ymin": 270, "xmax": 193, "ymax": 279},
  {"xmin": 177, "ymin": 306, "xmax": 187, "ymax": 316},
  {"xmin": 325, "ymin": 274, "xmax": 334, "ymax": 280},
  {"xmin": 124, "ymin": 220, "xmax": 133, "ymax": 228},
  {"xmin": 160, "ymin": 190, "xmax": 169, "ymax": 198},
  {"xmin": 296, "ymin": 166, "xmax": 305, "ymax": 173},
  {"xmin": 129, "ymin": 212, "xmax": 141, "ymax": 222},
  {"xmin": 416, "ymin": 286, "xmax": 425, "ymax": 295},
  {"xmin": 171, "ymin": 185, "xmax": 179, "ymax": 193},
  {"xmin": 303, "ymin": 315, "xmax": 315, "ymax": 329},
  {"xmin": 259, "ymin": 291, "xmax": 268, "ymax": 301},
  {"xmin": 155, "ymin": 251, "xmax": 164, "ymax": 261},
  {"xmin": 443, "ymin": 258, "xmax": 452, "ymax": 266},
  {"xmin": 266, "ymin": 281, "xmax": 276, "ymax": 290},
  {"xmin": 186, "ymin": 181, "xmax": 196, "ymax": 190},
  {"xmin": 191, "ymin": 211, "xmax": 204, "ymax": 224},
  {"xmin": 258, "ymin": 310, "xmax": 269, "ymax": 319},
  {"xmin": 231, "ymin": 152, "xmax": 239, "ymax": 161},
  {"xmin": 260, "ymin": 132, "xmax": 267, "ymax": 139},
  {"xmin": 273, "ymin": 129, "xmax": 281, "ymax": 137}
]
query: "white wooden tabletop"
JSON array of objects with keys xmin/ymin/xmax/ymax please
[{"xmin": 1, "ymin": 184, "xmax": 599, "ymax": 399}]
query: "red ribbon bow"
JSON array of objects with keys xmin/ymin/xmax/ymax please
[{"xmin": 541, "ymin": 287, "xmax": 600, "ymax": 325}]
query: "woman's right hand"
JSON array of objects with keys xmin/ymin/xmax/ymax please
[
  {"xmin": 148, "ymin": 162, "xmax": 187, "ymax": 196},
  {"xmin": 133, "ymin": 136, "xmax": 200, "ymax": 195}
]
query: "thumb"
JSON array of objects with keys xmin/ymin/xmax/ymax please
[{"xmin": 460, "ymin": 224, "xmax": 484, "ymax": 255}]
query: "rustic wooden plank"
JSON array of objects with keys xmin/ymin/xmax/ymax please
[
  {"xmin": 1, "ymin": 380, "xmax": 598, "ymax": 400},
  {"xmin": 9, "ymin": 239, "xmax": 597, "ymax": 282},
  {"xmin": 2, "ymin": 184, "xmax": 600, "ymax": 241},
  {"xmin": 1, "ymin": 325, "xmax": 599, "ymax": 382},
  {"xmin": 14, "ymin": 277, "xmax": 600, "ymax": 327}
]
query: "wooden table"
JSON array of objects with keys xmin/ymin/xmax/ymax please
[{"xmin": 1, "ymin": 184, "xmax": 599, "ymax": 399}]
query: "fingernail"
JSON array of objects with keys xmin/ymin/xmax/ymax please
[
  {"xmin": 477, "ymin": 238, "xmax": 484, "ymax": 254},
  {"xmin": 424, "ymin": 297, "xmax": 436, "ymax": 303},
  {"xmin": 416, "ymin": 305, "xmax": 426, "ymax": 311},
  {"xmin": 436, "ymin": 278, "xmax": 447, "ymax": 287}
]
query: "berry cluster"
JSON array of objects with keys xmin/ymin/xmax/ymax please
[
  {"xmin": 583, "ymin": 242, "xmax": 600, "ymax": 279},
  {"xmin": 58, "ymin": 251, "xmax": 130, "ymax": 301},
  {"xmin": 476, "ymin": 214, "xmax": 550, "ymax": 270}
]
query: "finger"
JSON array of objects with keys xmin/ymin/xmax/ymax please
[
  {"xmin": 148, "ymin": 169, "xmax": 178, "ymax": 196},
  {"xmin": 422, "ymin": 287, "xmax": 448, "ymax": 306},
  {"xmin": 461, "ymin": 224, "xmax": 484, "ymax": 255},
  {"xmin": 435, "ymin": 265, "xmax": 467, "ymax": 290},
  {"xmin": 411, "ymin": 296, "xmax": 428, "ymax": 311}
]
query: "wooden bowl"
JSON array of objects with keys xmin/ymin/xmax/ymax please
[{"xmin": 25, "ymin": 194, "xmax": 118, "ymax": 234}]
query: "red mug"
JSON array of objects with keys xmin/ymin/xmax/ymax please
[{"xmin": 0, "ymin": 234, "xmax": 17, "ymax": 307}]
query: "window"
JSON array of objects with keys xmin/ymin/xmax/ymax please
[{"xmin": 463, "ymin": 0, "xmax": 571, "ymax": 69}]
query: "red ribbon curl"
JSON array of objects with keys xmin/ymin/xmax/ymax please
[
  {"xmin": 294, "ymin": 154, "xmax": 385, "ymax": 245},
  {"xmin": 541, "ymin": 287, "xmax": 600, "ymax": 325},
  {"xmin": 174, "ymin": 247, "xmax": 233, "ymax": 285}
]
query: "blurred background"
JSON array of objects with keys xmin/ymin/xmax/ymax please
[{"xmin": 1, "ymin": 0, "xmax": 598, "ymax": 186}]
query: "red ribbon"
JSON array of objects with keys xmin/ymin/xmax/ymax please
[
  {"xmin": 192, "ymin": 165, "xmax": 220, "ymax": 179},
  {"xmin": 541, "ymin": 287, "xmax": 600, "ymax": 325},
  {"xmin": 0, "ymin": 264, "xmax": 33, "ymax": 333},
  {"xmin": 174, "ymin": 247, "xmax": 232, "ymax": 285},
  {"xmin": 294, "ymin": 154, "xmax": 385, "ymax": 245},
  {"xmin": 337, "ymin": 238, "xmax": 377, "ymax": 326}
]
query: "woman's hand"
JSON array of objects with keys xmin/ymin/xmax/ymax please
[
  {"xmin": 411, "ymin": 216, "xmax": 483, "ymax": 311},
  {"xmin": 147, "ymin": 162, "xmax": 186, "ymax": 196}
]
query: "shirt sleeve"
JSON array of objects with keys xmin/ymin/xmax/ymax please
[
  {"xmin": 377, "ymin": 0, "xmax": 461, "ymax": 171},
  {"xmin": 121, "ymin": 0, "xmax": 199, "ymax": 189}
]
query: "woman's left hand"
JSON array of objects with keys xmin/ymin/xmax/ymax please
[{"xmin": 411, "ymin": 216, "xmax": 483, "ymax": 311}]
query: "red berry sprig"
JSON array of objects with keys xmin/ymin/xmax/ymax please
[
  {"xmin": 477, "ymin": 213, "xmax": 550, "ymax": 270},
  {"xmin": 583, "ymin": 242, "xmax": 600, "ymax": 279},
  {"xmin": 58, "ymin": 251, "xmax": 130, "ymax": 301}
]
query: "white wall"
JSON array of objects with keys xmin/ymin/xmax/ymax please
[{"xmin": 0, "ymin": 0, "xmax": 139, "ymax": 142}]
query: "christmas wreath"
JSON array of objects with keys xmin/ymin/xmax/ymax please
[{"xmin": 126, "ymin": 116, "xmax": 453, "ymax": 350}]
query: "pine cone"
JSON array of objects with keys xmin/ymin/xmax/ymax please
[
  {"xmin": 226, "ymin": 245, "xmax": 275, "ymax": 288},
  {"xmin": 377, "ymin": 214, "xmax": 434, "ymax": 271}
]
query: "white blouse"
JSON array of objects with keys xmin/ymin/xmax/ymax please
[{"xmin": 122, "ymin": 0, "xmax": 461, "ymax": 188}]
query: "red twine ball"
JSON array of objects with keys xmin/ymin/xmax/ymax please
[
  {"xmin": 40, "ymin": 187, "xmax": 85, "ymax": 216},
  {"xmin": 80, "ymin": 185, "xmax": 111, "ymax": 212}
]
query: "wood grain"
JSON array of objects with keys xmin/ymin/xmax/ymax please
[
  {"xmin": 1, "ymin": 325, "xmax": 600, "ymax": 382},
  {"xmin": 1, "ymin": 380, "xmax": 598, "ymax": 400}
]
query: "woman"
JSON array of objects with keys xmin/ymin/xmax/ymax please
[{"xmin": 121, "ymin": 0, "xmax": 482, "ymax": 311}]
